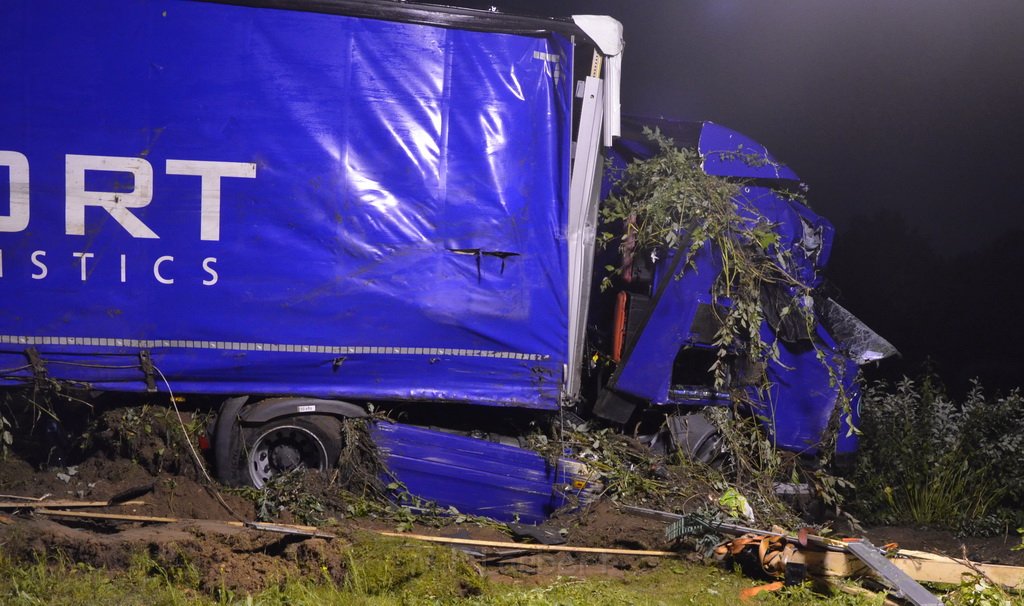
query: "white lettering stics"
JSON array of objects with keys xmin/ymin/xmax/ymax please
[
  {"xmin": 65, "ymin": 154, "xmax": 158, "ymax": 238},
  {"xmin": 0, "ymin": 151, "xmax": 30, "ymax": 233},
  {"xmin": 165, "ymin": 160, "xmax": 256, "ymax": 241},
  {"xmin": 0, "ymin": 249, "xmax": 220, "ymax": 286}
]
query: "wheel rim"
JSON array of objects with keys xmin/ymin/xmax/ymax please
[{"xmin": 247, "ymin": 424, "xmax": 329, "ymax": 488}]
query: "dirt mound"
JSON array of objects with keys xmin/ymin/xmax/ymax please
[
  {"xmin": 0, "ymin": 517, "xmax": 349, "ymax": 595},
  {"xmin": 2, "ymin": 457, "xmax": 252, "ymax": 520},
  {"xmin": 0, "ymin": 404, "xmax": 254, "ymax": 521}
]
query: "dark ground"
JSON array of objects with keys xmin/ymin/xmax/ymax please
[{"xmin": 1, "ymin": 405, "xmax": 1021, "ymax": 596}]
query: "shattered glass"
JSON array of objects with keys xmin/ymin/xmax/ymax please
[{"xmin": 818, "ymin": 298, "xmax": 899, "ymax": 364}]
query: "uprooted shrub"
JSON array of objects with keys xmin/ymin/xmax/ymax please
[
  {"xmin": 89, "ymin": 404, "xmax": 212, "ymax": 477},
  {"xmin": 850, "ymin": 375, "xmax": 1024, "ymax": 532}
]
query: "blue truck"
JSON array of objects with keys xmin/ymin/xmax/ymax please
[{"xmin": 0, "ymin": 0, "xmax": 890, "ymax": 522}]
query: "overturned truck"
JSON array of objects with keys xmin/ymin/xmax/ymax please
[{"xmin": 0, "ymin": 0, "xmax": 891, "ymax": 522}]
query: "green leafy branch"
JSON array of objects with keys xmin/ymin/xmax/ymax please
[
  {"xmin": 600, "ymin": 128, "xmax": 815, "ymax": 386},
  {"xmin": 599, "ymin": 127, "xmax": 856, "ymax": 449}
]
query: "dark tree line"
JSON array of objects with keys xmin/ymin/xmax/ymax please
[{"xmin": 828, "ymin": 210, "xmax": 1024, "ymax": 396}]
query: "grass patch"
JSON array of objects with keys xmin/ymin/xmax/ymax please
[
  {"xmin": 0, "ymin": 553, "xmax": 206, "ymax": 606},
  {"xmin": 343, "ymin": 535, "xmax": 485, "ymax": 600},
  {"xmin": 473, "ymin": 566, "xmax": 886, "ymax": 606},
  {"xmin": 0, "ymin": 543, "xmax": 899, "ymax": 606}
]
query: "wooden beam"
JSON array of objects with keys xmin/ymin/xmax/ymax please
[
  {"xmin": 0, "ymin": 500, "xmax": 146, "ymax": 509},
  {"xmin": 31, "ymin": 510, "xmax": 335, "ymax": 539},
  {"xmin": 793, "ymin": 547, "xmax": 1024, "ymax": 591},
  {"xmin": 230, "ymin": 520, "xmax": 336, "ymax": 539},
  {"xmin": 375, "ymin": 531, "xmax": 677, "ymax": 556},
  {"xmin": 790, "ymin": 548, "xmax": 869, "ymax": 577},
  {"xmin": 890, "ymin": 556, "xmax": 1024, "ymax": 590},
  {"xmin": 36, "ymin": 509, "xmax": 178, "ymax": 524}
]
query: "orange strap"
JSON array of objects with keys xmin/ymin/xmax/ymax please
[
  {"xmin": 739, "ymin": 581, "xmax": 784, "ymax": 601},
  {"xmin": 716, "ymin": 533, "xmax": 795, "ymax": 577}
]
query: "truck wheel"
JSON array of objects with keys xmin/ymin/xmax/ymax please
[{"xmin": 243, "ymin": 415, "xmax": 343, "ymax": 488}]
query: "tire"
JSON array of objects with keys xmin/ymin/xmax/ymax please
[
  {"xmin": 238, "ymin": 415, "xmax": 343, "ymax": 488},
  {"xmin": 668, "ymin": 411, "xmax": 728, "ymax": 468},
  {"xmin": 214, "ymin": 396, "xmax": 248, "ymax": 486}
]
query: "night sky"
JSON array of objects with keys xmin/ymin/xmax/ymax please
[{"xmin": 424, "ymin": 0, "xmax": 1024, "ymax": 393}]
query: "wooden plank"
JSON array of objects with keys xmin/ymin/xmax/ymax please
[
  {"xmin": 241, "ymin": 521, "xmax": 336, "ymax": 539},
  {"xmin": 376, "ymin": 531, "xmax": 677, "ymax": 557},
  {"xmin": 0, "ymin": 500, "xmax": 146, "ymax": 509},
  {"xmin": 891, "ymin": 557, "xmax": 1024, "ymax": 590},
  {"xmin": 33, "ymin": 511, "xmax": 333, "ymax": 538},
  {"xmin": 790, "ymin": 549, "xmax": 869, "ymax": 577},
  {"xmin": 0, "ymin": 494, "xmax": 50, "ymax": 501},
  {"xmin": 223, "ymin": 520, "xmax": 322, "ymax": 533},
  {"xmin": 897, "ymin": 549, "xmax": 954, "ymax": 561},
  {"xmin": 794, "ymin": 547, "xmax": 1024, "ymax": 591},
  {"xmin": 36, "ymin": 509, "xmax": 179, "ymax": 523}
]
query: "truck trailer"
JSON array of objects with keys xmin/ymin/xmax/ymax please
[{"xmin": 0, "ymin": 0, "xmax": 890, "ymax": 522}]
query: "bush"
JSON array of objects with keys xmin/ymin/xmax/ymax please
[
  {"xmin": 850, "ymin": 375, "xmax": 1024, "ymax": 531},
  {"xmin": 958, "ymin": 383, "xmax": 1024, "ymax": 503}
]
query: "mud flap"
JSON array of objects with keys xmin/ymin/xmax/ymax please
[{"xmin": 593, "ymin": 389, "xmax": 637, "ymax": 424}]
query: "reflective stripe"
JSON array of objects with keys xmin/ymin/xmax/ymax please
[{"xmin": 0, "ymin": 335, "xmax": 549, "ymax": 361}]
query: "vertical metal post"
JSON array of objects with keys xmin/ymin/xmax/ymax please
[{"xmin": 565, "ymin": 75, "xmax": 605, "ymax": 400}]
